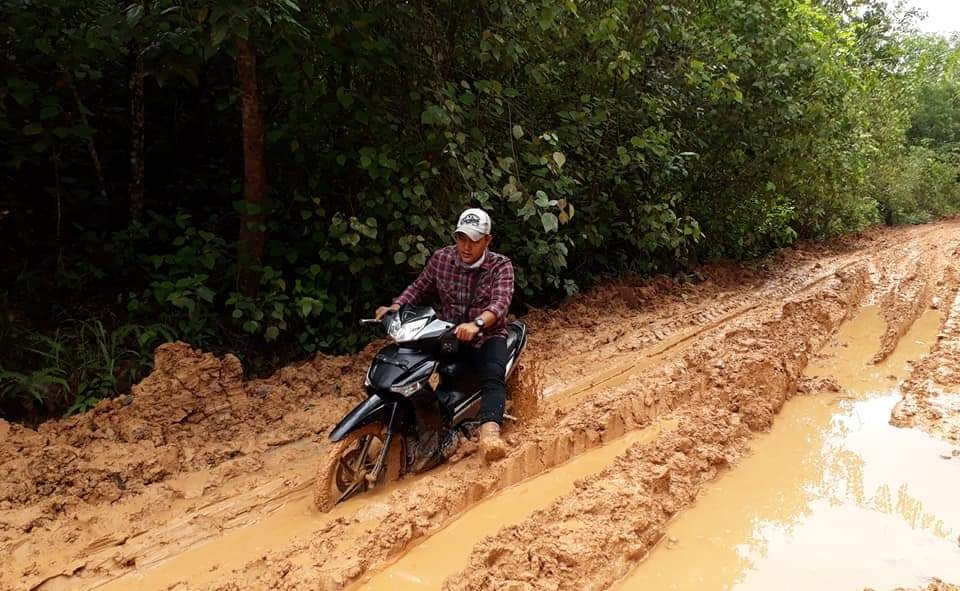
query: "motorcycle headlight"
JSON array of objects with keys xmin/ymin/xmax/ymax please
[
  {"xmin": 389, "ymin": 379, "xmax": 425, "ymax": 396},
  {"xmin": 387, "ymin": 316, "xmax": 428, "ymax": 342}
]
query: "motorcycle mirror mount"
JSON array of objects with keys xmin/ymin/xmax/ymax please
[{"xmin": 359, "ymin": 305, "xmax": 403, "ymax": 326}]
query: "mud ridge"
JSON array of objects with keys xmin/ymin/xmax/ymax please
[
  {"xmin": 197, "ymin": 266, "xmax": 872, "ymax": 591},
  {"xmin": 892, "ymin": 283, "xmax": 960, "ymax": 445},
  {"xmin": 5, "ymin": 221, "xmax": 960, "ymax": 591},
  {"xmin": 443, "ymin": 268, "xmax": 871, "ymax": 591},
  {"xmin": 872, "ymin": 248, "xmax": 937, "ymax": 363}
]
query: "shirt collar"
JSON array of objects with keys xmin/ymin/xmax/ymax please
[{"xmin": 457, "ymin": 249, "xmax": 487, "ymax": 270}]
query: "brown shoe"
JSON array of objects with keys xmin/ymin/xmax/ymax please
[{"xmin": 478, "ymin": 421, "xmax": 508, "ymax": 462}]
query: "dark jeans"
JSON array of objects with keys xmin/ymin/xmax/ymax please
[{"xmin": 464, "ymin": 336, "xmax": 508, "ymax": 425}]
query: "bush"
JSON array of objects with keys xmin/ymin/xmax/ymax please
[{"xmin": 873, "ymin": 146, "xmax": 960, "ymax": 225}]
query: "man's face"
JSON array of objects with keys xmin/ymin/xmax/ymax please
[{"xmin": 454, "ymin": 233, "xmax": 492, "ymax": 264}]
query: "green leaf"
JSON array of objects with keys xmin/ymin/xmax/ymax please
[
  {"xmin": 394, "ymin": 251, "xmax": 407, "ymax": 264},
  {"xmin": 197, "ymin": 287, "xmax": 215, "ymax": 303},
  {"xmin": 22, "ymin": 123, "xmax": 43, "ymax": 136},
  {"xmin": 265, "ymin": 326, "xmax": 280, "ymax": 341},
  {"xmin": 211, "ymin": 23, "xmax": 229, "ymax": 47},
  {"xmin": 552, "ymin": 151, "xmax": 566, "ymax": 169},
  {"xmin": 512, "ymin": 125, "xmax": 524, "ymax": 139},
  {"xmin": 541, "ymin": 212, "xmax": 559, "ymax": 233},
  {"xmin": 126, "ymin": 4, "xmax": 145, "ymax": 25},
  {"xmin": 242, "ymin": 320, "xmax": 259, "ymax": 333},
  {"xmin": 336, "ymin": 87, "xmax": 354, "ymax": 109}
]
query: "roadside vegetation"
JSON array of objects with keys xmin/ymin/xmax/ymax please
[{"xmin": 2, "ymin": 0, "xmax": 960, "ymax": 421}]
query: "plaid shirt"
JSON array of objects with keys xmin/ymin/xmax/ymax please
[{"xmin": 393, "ymin": 245, "xmax": 514, "ymax": 345}]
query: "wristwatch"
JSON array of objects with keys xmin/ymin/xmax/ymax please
[{"xmin": 474, "ymin": 316, "xmax": 486, "ymax": 328}]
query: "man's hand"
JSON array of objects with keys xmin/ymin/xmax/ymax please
[
  {"xmin": 375, "ymin": 304, "xmax": 400, "ymax": 320},
  {"xmin": 454, "ymin": 322, "xmax": 481, "ymax": 342}
]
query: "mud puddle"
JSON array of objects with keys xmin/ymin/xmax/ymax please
[
  {"xmin": 615, "ymin": 307, "xmax": 960, "ymax": 591},
  {"xmin": 90, "ymin": 474, "xmax": 400, "ymax": 591},
  {"xmin": 357, "ymin": 420, "xmax": 675, "ymax": 590}
]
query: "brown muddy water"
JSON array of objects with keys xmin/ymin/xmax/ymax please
[
  {"xmin": 615, "ymin": 307, "xmax": 960, "ymax": 591},
  {"xmin": 357, "ymin": 420, "xmax": 675, "ymax": 590},
  {"xmin": 83, "ymin": 307, "xmax": 960, "ymax": 591}
]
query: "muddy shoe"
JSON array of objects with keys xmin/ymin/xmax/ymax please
[{"xmin": 479, "ymin": 421, "xmax": 508, "ymax": 462}]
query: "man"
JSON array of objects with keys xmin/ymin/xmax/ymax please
[{"xmin": 375, "ymin": 207, "xmax": 514, "ymax": 461}]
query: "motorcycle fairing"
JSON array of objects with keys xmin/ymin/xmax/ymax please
[
  {"xmin": 328, "ymin": 392, "xmax": 392, "ymax": 442},
  {"xmin": 367, "ymin": 344, "xmax": 437, "ymax": 392}
]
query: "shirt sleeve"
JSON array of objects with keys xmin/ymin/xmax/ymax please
[
  {"xmin": 485, "ymin": 258, "xmax": 514, "ymax": 321},
  {"xmin": 393, "ymin": 251, "xmax": 439, "ymax": 306}
]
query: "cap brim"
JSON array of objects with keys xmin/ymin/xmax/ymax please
[{"xmin": 454, "ymin": 226, "xmax": 485, "ymax": 241}]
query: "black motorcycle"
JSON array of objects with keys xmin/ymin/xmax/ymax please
[{"xmin": 315, "ymin": 305, "xmax": 529, "ymax": 511}]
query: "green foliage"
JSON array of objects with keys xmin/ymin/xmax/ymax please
[
  {"xmin": 3, "ymin": 0, "xmax": 960, "ymax": 419},
  {"xmin": 0, "ymin": 316, "xmax": 172, "ymax": 420},
  {"xmin": 873, "ymin": 146, "xmax": 960, "ymax": 225}
]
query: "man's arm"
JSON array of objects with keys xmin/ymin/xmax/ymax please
[
  {"xmin": 393, "ymin": 252, "xmax": 439, "ymax": 307},
  {"xmin": 483, "ymin": 259, "xmax": 514, "ymax": 323},
  {"xmin": 375, "ymin": 251, "xmax": 440, "ymax": 319},
  {"xmin": 453, "ymin": 259, "xmax": 513, "ymax": 341}
]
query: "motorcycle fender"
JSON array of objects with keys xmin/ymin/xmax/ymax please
[{"xmin": 329, "ymin": 393, "xmax": 392, "ymax": 442}]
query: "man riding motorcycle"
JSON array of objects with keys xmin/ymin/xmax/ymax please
[{"xmin": 375, "ymin": 207, "xmax": 514, "ymax": 461}]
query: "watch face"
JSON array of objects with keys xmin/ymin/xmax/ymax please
[{"xmin": 475, "ymin": 317, "xmax": 485, "ymax": 327}]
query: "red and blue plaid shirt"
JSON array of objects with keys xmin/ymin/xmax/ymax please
[{"xmin": 393, "ymin": 245, "xmax": 514, "ymax": 345}]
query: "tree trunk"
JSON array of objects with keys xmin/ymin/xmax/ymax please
[
  {"xmin": 129, "ymin": 33, "xmax": 146, "ymax": 221},
  {"xmin": 235, "ymin": 36, "xmax": 269, "ymax": 296}
]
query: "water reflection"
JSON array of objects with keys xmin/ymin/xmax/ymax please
[{"xmin": 617, "ymin": 308, "xmax": 960, "ymax": 591}]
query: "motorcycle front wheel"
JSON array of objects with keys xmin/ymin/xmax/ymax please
[{"xmin": 314, "ymin": 424, "xmax": 403, "ymax": 512}]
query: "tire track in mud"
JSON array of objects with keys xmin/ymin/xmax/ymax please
[
  {"xmin": 892, "ymin": 277, "xmax": 960, "ymax": 445},
  {"xmin": 67, "ymin": 258, "xmax": 866, "ymax": 591},
  {"xmin": 444, "ymin": 237, "xmax": 959, "ymax": 591},
  {"xmin": 5, "ymin": 222, "xmax": 960, "ymax": 591},
  {"xmin": 180, "ymin": 265, "xmax": 875, "ymax": 591},
  {"xmin": 9, "ymin": 258, "xmax": 865, "ymax": 590},
  {"xmin": 871, "ymin": 247, "xmax": 938, "ymax": 364}
]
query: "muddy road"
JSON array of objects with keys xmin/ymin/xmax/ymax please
[{"xmin": 3, "ymin": 220, "xmax": 960, "ymax": 591}]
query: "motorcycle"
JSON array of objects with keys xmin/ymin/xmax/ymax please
[{"xmin": 314, "ymin": 305, "xmax": 529, "ymax": 511}]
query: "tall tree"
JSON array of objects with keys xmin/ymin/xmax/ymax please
[{"xmin": 235, "ymin": 35, "xmax": 268, "ymax": 295}]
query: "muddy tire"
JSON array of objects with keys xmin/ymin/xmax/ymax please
[
  {"xmin": 506, "ymin": 359, "xmax": 544, "ymax": 424},
  {"xmin": 314, "ymin": 424, "xmax": 403, "ymax": 512}
]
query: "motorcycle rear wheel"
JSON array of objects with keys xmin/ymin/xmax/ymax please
[{"xmin": 314, "ymin": 424, "xmax": 403, "ymax": 512}]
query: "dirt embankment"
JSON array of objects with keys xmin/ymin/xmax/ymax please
[
  {"xmin": 0, "ymin": 344, "xmax": 367, "ymax": 524},
  {"xmin": 1, "ymin": 220, "xmax": 959, "ymax": 591},
  {"xmin": 892, "ymin": 263, "xmax": 960, "ymax": 445}
]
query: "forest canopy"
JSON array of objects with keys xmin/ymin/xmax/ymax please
[{"xmin": 2, "ymin": 0, "xmax": 960, "ymax": 420}]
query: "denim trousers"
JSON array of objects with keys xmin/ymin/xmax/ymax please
[{"xmin": 464, "ymin": 336, "xmax": 507, "ymax": 425}]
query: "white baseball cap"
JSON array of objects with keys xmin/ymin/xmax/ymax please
[{"xmin": 454, "ymin": 208, "xmax": 492, "ymax": 241}]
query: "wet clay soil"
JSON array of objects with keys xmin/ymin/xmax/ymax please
[
  {"xmin": 614, "ymin": 307, "xmax": 960, "ymax": 591},
  {"xmin": 3, "ymin": 220, "xmax": 960, "ymax": 591}
]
